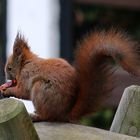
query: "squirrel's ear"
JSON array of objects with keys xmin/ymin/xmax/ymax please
[{"xmin": 13, "ymin": 32, "xmax": 30, "ymax": 62}]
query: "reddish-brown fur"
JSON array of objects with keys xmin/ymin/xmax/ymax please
[{"xmin": 3, "ymin": 30, "xmax": 140, "ymax": 122}]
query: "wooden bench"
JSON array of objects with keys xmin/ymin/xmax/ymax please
[{"xmin": 0, "ymin": 85, "xmax": 140, "ymax": 140}]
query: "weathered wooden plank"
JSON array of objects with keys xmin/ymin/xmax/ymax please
[
  {"xmin": 34, "ymin": 122, "xmax": 139, "ymax": 140},
  {"xmin": 0, "ymin": 98, "xmax": 39, "ymax": 140},
  {"xmin": 110, "ymin": 85, "xmax": 140, "ymax": 137}
]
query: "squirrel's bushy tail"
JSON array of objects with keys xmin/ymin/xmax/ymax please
[{"xmin": 69, "ymin": 29, "xmax": 140, "ymax": 120}]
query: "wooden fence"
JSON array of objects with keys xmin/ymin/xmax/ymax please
[{"xmin": 0, "ymin": 85, "xmax": 140, "ymax": 140}]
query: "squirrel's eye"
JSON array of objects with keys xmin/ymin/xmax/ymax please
[{"xmin": 7, "ymin": 66, "xmax": 12, "ymax": 71}]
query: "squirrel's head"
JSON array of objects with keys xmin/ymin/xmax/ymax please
[{"xmin": 5, "ymin": 33, "xmax": 31, "ymax": 80}]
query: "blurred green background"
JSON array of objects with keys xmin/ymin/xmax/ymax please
[{"xmin": 72, "ymin": 2, "xmax": 140, "ymax": 130}]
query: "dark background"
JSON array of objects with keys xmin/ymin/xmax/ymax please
[{"xmin": 0, "ymin": 0, "xmax": 6, "ymax": 84}]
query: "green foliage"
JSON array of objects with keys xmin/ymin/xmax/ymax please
[
  {"xmin": 80, "ymin": 108, "xmax": 116, "ymax": 130},
  {"xmin": 74, "ymin": 4, "xmax": 140, "ymax": 40},
  {"xmin": 73, "ymin": 3, "xmax": 140, "ymax": 129}
]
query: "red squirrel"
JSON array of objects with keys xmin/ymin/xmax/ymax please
[{"xmin": 2, "ymin": 29, "xmax": 140, "ymax": 122}]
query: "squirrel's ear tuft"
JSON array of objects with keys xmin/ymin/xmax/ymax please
[
  {"xmin": 12, "ymin": 32, "xmax": 31, "ymax": 63},
  {"xmin": 13, "ymin": 32, "xmax": 30, "ymax": 56}
]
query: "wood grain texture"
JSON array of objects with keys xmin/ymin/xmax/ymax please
[
  {"xmin": 0, "ymin": 98, "xmax": 39, "ymax": 140},
  {"xmin": 34, "ymin": 122, "xmax": 139, "ymax": 140},
  {"xmin": 110, "ymin": 85, "xmax": 140, "ymax": 137}
]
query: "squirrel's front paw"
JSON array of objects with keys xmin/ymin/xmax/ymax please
[
  {"xmin": 0, "ymin": 91, "xmax": 4, "ymax": 99},
  {"xmin": 30, "ymin": 113, "xmax": 43, "ymax": 122},
  {"xmin": 1, "ymin": 89, "xmax": 11, "ymax": 97}
]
